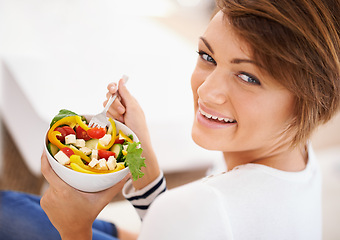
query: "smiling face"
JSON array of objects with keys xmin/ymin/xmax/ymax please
[{"xmin": 191, "ymin": 11, "xmax": 296, "ymax": 162}]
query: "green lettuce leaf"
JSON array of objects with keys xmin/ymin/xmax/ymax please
[{"xmin": 125, "ymin": 142, "xmax": 146, "ymax": 181}]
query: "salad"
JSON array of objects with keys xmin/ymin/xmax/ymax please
[{"xmin": 47, "ymin": 109, "xmax": 145, "ymax": 180}]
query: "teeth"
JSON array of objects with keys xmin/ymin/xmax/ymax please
[{"xmin": 199, "ymin": 108, "xmax": 235, "ymax": 123}]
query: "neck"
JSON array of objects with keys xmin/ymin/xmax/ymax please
[{"xmin": 223, "ymin": 143, "xmax": 307, "ymax": 172}]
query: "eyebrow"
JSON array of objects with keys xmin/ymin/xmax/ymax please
[
  {"xmin": 199, "ymin": 36, "xmax": 214, "ymax": 54},
  {"xmin": 199, "ymin": 36, "xmax": 264, "ymax": 69},
  {"xmin": 231, "ymin": 58, "xmax": 257, "ymax": 65}
]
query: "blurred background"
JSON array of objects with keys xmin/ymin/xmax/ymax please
[{"xmin": 0, "ymin": 0, "xmax": 339, "ymax": 239}]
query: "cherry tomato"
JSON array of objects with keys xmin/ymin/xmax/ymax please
[
  {"xmin": 114, "ymin": 138, "xmax": 125, "ymax": 144},
  {"xmin": 61, "ymin": 147, "xmax": 74, "ymax": 158},
  {"xmin": 55, "ymin": 126, "xmax": 75, "ymax": 142},
  {"xmin": 98, "ymin": 150, "xmax": 116, "ymax": 160},
  {"xmin": 76, "ymin": 126, "xmax": 91, "ymax": 140},
  {"xmin": 87, "ymin": 127, "xmax": 106, "ymax": 139}
]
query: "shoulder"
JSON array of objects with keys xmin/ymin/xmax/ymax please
[{"xmin": 139, "ymin": 180, "xmax": 233, "ymax": 240}]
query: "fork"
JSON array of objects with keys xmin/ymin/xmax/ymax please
[{"xmin": 88, "ymin": 75, "xmax": 129, "ymax": 128}]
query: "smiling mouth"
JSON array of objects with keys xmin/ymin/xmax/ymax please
[{"xmin": 199, "ymin": 108, "xmax": 237, "ymax": 123}]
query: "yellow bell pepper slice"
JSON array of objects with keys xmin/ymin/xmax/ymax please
[
  {"xmin": 97, "ymin": 118, "xmax": 116, "ymax": 150},
  {"xmin": 48, "ymin": 116, "xmax": 91, "ymax": 162},
  {"xmin": 69, "ymin": 155, "xmax": 125, "ymax": 174},
  {"xmin": 70, "ymin": 163, "xmax": 97, "ymax": 174},
  {"xmin": 115, "ymin": 162, "xmax": 125, "ymax": 172},
  {"xmin": 118, "ymin": 130, "xmax": 133, "ymax": 143}
]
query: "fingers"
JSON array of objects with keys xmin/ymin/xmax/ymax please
[
  {"xmin": 107, "ymin": 82, "xmax": 118, "ymax": 94},
  {"xmin": 104, "ymin": 77, "xmax": 131, "ymax": 122},
  {"xmin": 41, "ymin": 151, "xmax": 68, "ymax": 189}
]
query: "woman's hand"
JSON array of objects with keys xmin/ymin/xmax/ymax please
[
  {"xmin": 105, "ymin": 78, "xmax": 149, "ymax": 146},
  {"xmin": 40, "ymin": 152, "xmax": 130, "ymax": 240},
  {"xmin": 104, "ymin": 78, "xmax": 160, "ymax": 189}
]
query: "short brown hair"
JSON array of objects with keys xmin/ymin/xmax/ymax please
[{"xmin": 216, "ymin": 0, "xmax": 340, "ymax": 145}]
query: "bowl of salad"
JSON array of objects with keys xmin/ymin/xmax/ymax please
[{"xmin": 44, "ymin": 109, "xmax": 145, "ymax": 192}]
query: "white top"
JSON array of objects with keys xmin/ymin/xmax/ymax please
[{"xmin": 123, "ymin": 144, "xmax": 322, "ymax": 240}]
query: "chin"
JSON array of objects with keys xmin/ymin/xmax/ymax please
[{"xmin": 191, "ymin": 122, "xmax": 221, "ymax": 151}]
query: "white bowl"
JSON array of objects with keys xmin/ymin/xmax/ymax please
[{"xmin": 44, "ymin": 117, "xmax": 137, "ymax": 192}]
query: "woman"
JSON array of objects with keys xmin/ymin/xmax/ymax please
[{"xmin": 3, "ymin": 0, "xmax": 339, "ymax": 239}]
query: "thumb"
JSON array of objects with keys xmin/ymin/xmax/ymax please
[{"xmin": 118, "ymin": 77, "xmax": 133, "ymax": 103}]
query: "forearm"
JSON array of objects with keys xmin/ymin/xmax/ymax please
[
  {"xmin": 132, "ymin": 140, "xmax": 160, "ymax": 190},
  {"xmin": 60, "ymin": 228, "xmax": 92, "ymax": 240},
  {"xmin": 118, "ymin": 227, "xmax": 138, "ymax": 240}
]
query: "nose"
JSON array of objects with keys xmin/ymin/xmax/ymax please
[{"xmin": 197, "ymin": 72, "xmax": 228, "ymax": 105}]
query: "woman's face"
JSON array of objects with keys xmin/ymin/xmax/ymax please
[{"xmin": 191, "ymin": 11, "xmax": 295, "ymax": 157}]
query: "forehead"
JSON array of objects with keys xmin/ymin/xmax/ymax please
[{"xmin": 202, "ymin": 11, "xmax": 253, "ymax": 59}]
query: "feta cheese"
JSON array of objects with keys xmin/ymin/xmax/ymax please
[
  {"xmin": 107, "ymin": 124, "xmax": 113, "ymax": 135},
  {"xmin": 118, "ymin": 134, "xmax": 125, "ymax": 141},
  {"xmin": 107, "ymin": 156, "xmax": 117, "ymax": 170},
  {"xmin": 75, "ymin": 139, "xmax": 86, "ymax": 148},
  {"xmin": 123, "ymin": 144, "xmax": 128, "ymax": 151},
  {"xmin": 99, "ymin": 134, "xmax": 112, "ymax": 146},
  {"xmin": 88, "ymin": 158, "xmax": 99, "ymax": 168},
  {"xmin": 80, "ymin": 147, "xmax": 92, "ymax": 155},
  {"xmin": 65, "ymin": 134, "xmax": 76, "ymax": 144},
  {"xmin": 97, "ymin": 159, "xmax": 108, "ymax": 170},
  {"xmin": 92, "ymin": 149, "xmax": 98, "ymax": 160},
  {"xmin": 54, "ymin": 151, "xmax": 70, "ymax": 165}
]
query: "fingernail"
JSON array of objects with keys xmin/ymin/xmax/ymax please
[
  {"xmin": 122, "ymin": 75, "xmax": 129, "ymax": 84},
  {"xmin": 110, "ymin": 85, "xmax": 117, "ymax": 92}
]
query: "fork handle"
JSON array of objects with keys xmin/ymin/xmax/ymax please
[{"xmin": 103, "ymin": 93, "xmax": 118, "ymax": 114}]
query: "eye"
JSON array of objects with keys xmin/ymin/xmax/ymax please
[
  {"xmin": 237, "ymin": 72, "xmax": 261, "ymax": 85},
  {"xmin": 197, "ymin": 51, "xmax": 216, "ymax": 65}
]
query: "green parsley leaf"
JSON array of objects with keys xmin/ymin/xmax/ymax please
[{"xmin": 125, "ymin": 142, "xmax": 146, "ymax": 181}]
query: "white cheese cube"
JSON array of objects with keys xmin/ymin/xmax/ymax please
[
  {"xmin": 97, "ymin": 159, "xmax": 108, "ymax": 170},
  {"xmin": 80, "ymin": 147, "xmax": 92, "ymax": 155},
  {"xmin": 88, "ymin": 158, "xmax": 99, "ymax": 168},
  {"xmin": 54, "ymin": 151, "xmax": 70, "ymax": 165},
  {"xmin": 107, "ymin": 156, "xmax": 117, "ymax": 170},
  {"xmin": 99, "ymin": 134, "xmax": 112, "ymax": 146},
  {"xmin": 92, "ymin": 149, "xmax": 98, "ymax": 160},
  {"xmin": 75, "ymin": 139, "xmax": 86, "ymax": 148},
  {"xmin": 119, "ymin": 134, "xmax": 125, "ymax": 141},
  {"xmin": 107, "ymin": 124, "xmax": 113, "ymax": 135},
  {"xmin": 65, "ymin": 134, "xmax": 76, "ymax": 144},
  {"xmin": 123, "ymin": 144, "xmax": 128, "ymax": 151}
]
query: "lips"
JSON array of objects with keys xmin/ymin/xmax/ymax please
[{"xmin": 196, "ymin": 103, "xmax": 237, "ymax": 129}]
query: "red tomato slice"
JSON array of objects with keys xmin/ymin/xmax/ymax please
[
  {"xmin": 63, "ymin": 126, "xmax": 75, "ymax": 135},
  {"xmin": 55, "ymin": 126, "xmax": 75, "ymax": 142},
  {"xmin": 55, "ymin": 127, "xmax": 67, "ymax": 142},
  {"xmin": 87, "ymin": 127, "xmax": 106, "ymax": 139},
  {"xmin": 76, "ymin": 126, "xmax": 91, "ymax": 140},
  {"xmin": 61, "ymin": 147, "xmax": 74, "ymax": 158},
  {"xmin": 98, "ymin": 150, "xmax": 116, "ymax": 160},
  {"xmin": 114, "ymin": 138, "xmax": 125, "ymax": 144}
]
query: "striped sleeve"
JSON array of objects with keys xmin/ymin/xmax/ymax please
[{"xmin": 122, "ymin": 172, "xmax": 167, "ymax": 220}]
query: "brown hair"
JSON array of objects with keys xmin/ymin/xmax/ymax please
[{"xmin": 216, "ymin": 0, "xmax": 340, "ymax": 145}]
